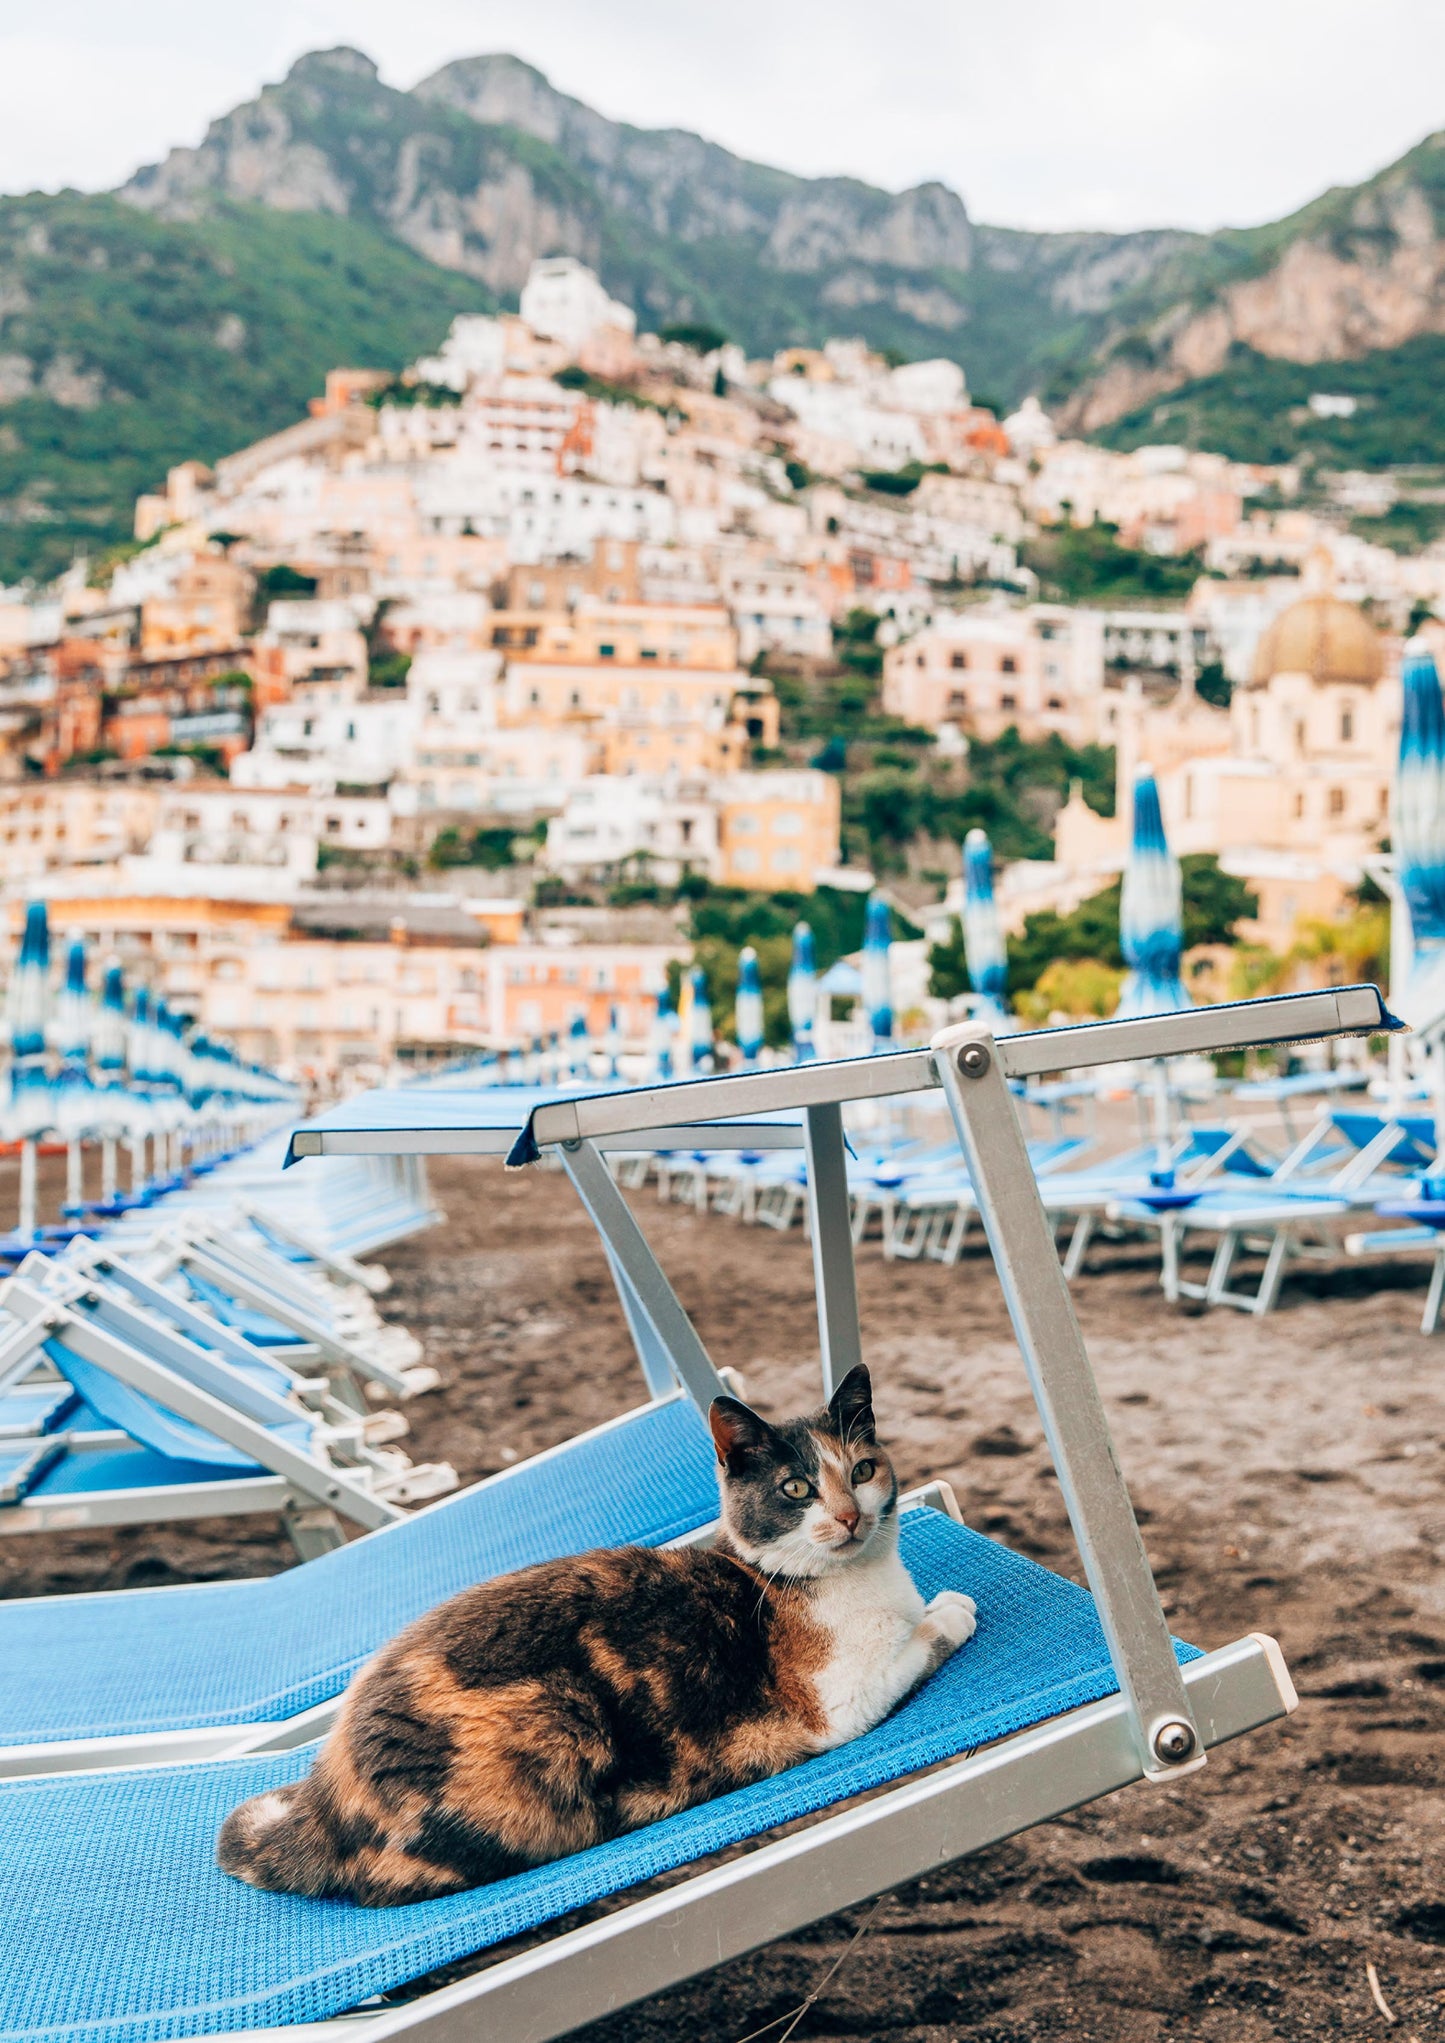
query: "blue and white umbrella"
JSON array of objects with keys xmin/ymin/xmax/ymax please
[
  {"xmin": 734, "ymin": 947, "xmax": 765, "ymax": 1065},
  {"xmin": 54, "ymin": 937, "xmax": 98, "ymax": 1141},
  {"xmin": 93, "ymin": 964, "xmax": 129, "ymax": 1100},
  {"xmin": 1115, "ymin": 767, "xmax": 1191, "ymax": 1019},
  {"xmin": 649, "ymin": 984, "xmax": 676, "ymax": 1083},
  {"xmin": 862, "ymin": 892, "xmax": 894, "ymax": 1048},
  {"xmin": 788, "ymin": 921, "xmax": 817, "ymax": 1062},
  {"xmin": 5, "ymin": 901, "xmax": 55, "ymax": 1142},
  {"xmin": 962, "ymin": 828, "xmax": 1014, "ymax": 1034},
  {"xmin": 1393, "ymin": 640, "xmax": 1445, "ymax": 1036},
  {"xmin": 688, "ymin": 966, "xmax": 714, "ymax": 1073},
  {"xmin": 567, "ymin": 1011, "xmax": 592, "ymax": 1082}
]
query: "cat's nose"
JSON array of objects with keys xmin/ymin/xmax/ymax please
[{"xmin": 835, "ymin": 1506, "xmax": 860, "ymax": 1534}]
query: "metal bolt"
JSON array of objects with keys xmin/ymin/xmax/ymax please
[
  {"xmin": 1152, "ymin": 1719, "xmax": 1196, "ymax": 1765},
  {"xmin": 561, "ymin": 1137, "xmax": 582, "ymax": 1152},
  {"xmin": 956, "ymin": 1041, "xmax": 991, "ymax": 1080}
]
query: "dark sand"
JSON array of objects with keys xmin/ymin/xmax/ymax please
[{"xmin": 4, "ymin": 1156, "xmax": 1444, "ymax": 2041}]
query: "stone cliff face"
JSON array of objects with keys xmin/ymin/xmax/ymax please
[
  {"xmin": 1058, "ymin": 154, "xmax": 1445, "ymax": 431},
  {"xmin": 118, "ymin": 47, "xmax": 1445, "ymax": 417}
]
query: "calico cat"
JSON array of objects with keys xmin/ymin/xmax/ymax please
[{"xmin": 218, "ymin": 1363, "xmax": 975, "ymax": 1906}]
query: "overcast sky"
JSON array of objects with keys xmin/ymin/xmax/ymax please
[{"xmin": 2, "ymin": 1, "xmax": 1443, "ymax": 233}]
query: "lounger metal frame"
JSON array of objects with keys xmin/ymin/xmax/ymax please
[{"xmin": 238, "ymin": 985, "xmax": 1383, "ymax": 2043}]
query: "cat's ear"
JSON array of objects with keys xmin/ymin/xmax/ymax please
[
  {"xmin": 709, "ymin": 1396, "xmax": 777, "ymax": 1470},
  {"xmin": 827, "ymin": 1363, "xmax": 875, "ymax": 1443}
]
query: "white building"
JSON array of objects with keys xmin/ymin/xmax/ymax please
[
  {"xmin": 232, "ymin": 696, "xmax": 421, "ymax": 794},
  {"xmin": 723, "ymin": 566, "xmax": 833, "ymax": 663},
  {"xmin": 545, "ymin": 776, "xmax": 718, "ymax": 883},
  {"xmin": 519, "ymin": 258, "xmax": 637, "ymax": 356},
  {"xmin": 123, "ymin": 783, "xmax": 393, "ymax": 887}
]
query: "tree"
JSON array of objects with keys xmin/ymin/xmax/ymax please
[
  {"xmin": 427, "ymin": 825, "xmax": 519, "ymax": 870},
  {"xmin": 1195, "ymin": 661, "xmax": 1232, "ymax": 707},
  {"xmin": 1015, "ymin": 958, "xmax": 1123, "ymax": 1024},
  {"xmin": 660, "ymin": 323, "xmax": 728, "ymax": 355},
  {"xmin": 1002, "ymin": 855, "xmax": 1256, "ymax": 998},
  {"xmin": 258, "ymin": 562, "xmax": 317, "ymax": 599}
]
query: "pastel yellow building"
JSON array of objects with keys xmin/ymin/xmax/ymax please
[{"xmin": 715, "ymin": 771, "xmax": 842, "ymax": 890}]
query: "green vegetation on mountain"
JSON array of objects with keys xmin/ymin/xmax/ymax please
[
  {"xmin": 0, "ymin": 195, "xmax": 494, "ymax": 582},
  {"xmin": 1095, "ymin": 337, "xmax": 1445, "ymax": 469},
  {"xmin": 1021, "ymin": 523, "xmax": 1203, "ymax": 603}
]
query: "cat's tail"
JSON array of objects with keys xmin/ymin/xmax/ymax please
[{"xmin": 217, "ymin": 1779, "xmax": 343, "ymax": 1898}]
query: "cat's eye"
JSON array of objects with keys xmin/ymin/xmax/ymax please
[
  {"xmin": 852, "ymin": 1459, "xmax": 877, "ymax": 1485},
  {"xmin": 780, "ymin": 1476, "xmax": 812, "ymax": 1500}
]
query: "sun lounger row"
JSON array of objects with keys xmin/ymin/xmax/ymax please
[{"xmin": 7, "ymin": 991, "xmax": 1382, "ymax": 2042}]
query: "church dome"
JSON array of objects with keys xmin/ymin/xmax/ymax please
[{"xmin": 1249, "ymin": 589, "xmax": 1383, "ymax": 688}]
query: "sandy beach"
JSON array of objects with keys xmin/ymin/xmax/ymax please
[{"xmin": 5, "ymin": 1153, "xmax": 1444, "ymax": 2042}]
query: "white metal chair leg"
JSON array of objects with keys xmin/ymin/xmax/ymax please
[{"xmin": 1423, "ymin": 1247, "xmax": 1445, "ymax": 1335}]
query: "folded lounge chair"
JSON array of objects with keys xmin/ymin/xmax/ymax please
[
  {"xmin": 0, "ymin": 1257, "xmax": 437, "ymax": 1554},
  {"xmin": 0, "ymin": 986, "xmax": 1391, "ymax": 2042}
]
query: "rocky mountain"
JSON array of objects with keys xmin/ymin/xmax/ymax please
[
  {"xmin": 1055, "ymin": 129, "xmax": 1445, "ymax": 438},
  {"xmin": 2, "ymin": 46, "xmax": 1444, "ymax": 582},
  {"xmin": 116, "ymin": 47, "xmax": 1197, "ymax": 397}
]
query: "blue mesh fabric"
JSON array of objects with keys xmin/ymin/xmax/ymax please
[
  {"xmin": 0, "ymin": 1512, "xmax": 1202, "ymax": 2042},
  {"xmin": 0, "ymin": 1398, "xmax": 720, "ymax": 1745}
]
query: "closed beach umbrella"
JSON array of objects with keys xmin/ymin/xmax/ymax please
[
  {"xmin": 603, "ymin": 1003, "xmax": 621, "ymax": 1080},
  {"xmin": 1114, "ymin": 767, "xmax": 1191, "ymax": 1019},
  {"xmin": 862, "ymin": 892, "xmax": 894, "ymax": 1048},
  {"xmin": 650, "ymin": 984, "xmax": 676, "ymax": 1082},
  {"xmin": 962, "ymin": 828, "xmax": 1013, "ymax": 1035},
  {"xmin": 55, "ymin": 937, "xmax": 97, "ymax": 1140},
  {"xmin": 6, "ymin": 902, "xmax": 54, "ymax": 1233},
  {"xmin": 567, "ymin": 1011, "xmax": 592, "ymax": 1082},
  {"xmin": 788, "ymin": 921, "xmax": 817, "ymax": 1062},
  {"xmin": 93, "ymin": 964, "xmax": 128, "ymax": 1099},
  {"xmin": 1393, "ymin": 640, "xmax": 1445, "ymax": 1033},
  {"xmin": 6, "ymin": 902, "xmax": 54, "ymax": 1141},
  {"xmin": 688, "ymin": 966, "xmax": 714, "ymax": 1073},
  {"xmin": 734, "ymin": 946, "xmax": 765, "ymax": 1065}
]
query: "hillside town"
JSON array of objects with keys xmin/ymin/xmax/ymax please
[{"xmin": 0, "ymin": 253, "xmax": 1430, "ymax": 1081}]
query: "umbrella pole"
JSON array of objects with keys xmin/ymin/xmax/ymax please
[
  {"xmin": 101, "ymin": 1136, "xmax": 117, "ymax": 1203},
  {"xmin": 1150, "ymin": 1058, "xmax": 1174, "ymax": 1176},
  {"xmin": 129, "ymin": 1134, "xmax": 145, "ymax": 1191},
  {"xmin": 17, "ymin": 1138, "xmax": 37, "ymax": 1237}
]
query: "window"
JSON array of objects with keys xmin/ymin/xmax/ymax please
[
  {"xmin": 1046, "ymin": 696, "xmax": 1063, "ymax": 710},
  {"xmin": 950, "ymin": 651, "xmax": 967, "ymax": 671},
  {"xmin": 598, "ymin": 643, "xmax": 615, "ymax": 659},
  {"xmin": 732, "ymin": 847, "xmax": 760, "ymax": 874},
  {"xmin": 1000, "ymin": 654, "xmax": 1018, "ymax": 675},
  {"xmin": 1340, "ymin": 707, "xmax": 1354, "ymax": 742},
  {"xmin": 730, "ymin": 813, "xmax": 759, "ymax": 834},
  {"xmin": 772, "ymin": 846, "xmax": 801, "ymax": 872},
  {"xmin": 773, "ymin": 812, "xmax": 803, "ymax": 836},
  {"xmin": 1000, "ymin": 693, "xmax": 1017, "ymax": 711},
  {"xmin": 1293, "ymin": 792, "xmax": 1305, "ymax": 818},
  {"xmin": 1327, "ymin": 787, "xmax": 1345, "ymax": 816}
]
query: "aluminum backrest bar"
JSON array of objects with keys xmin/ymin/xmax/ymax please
[{"xmin": 517, "ymin": 987, "xmax": 1395, "ymax": 1151}]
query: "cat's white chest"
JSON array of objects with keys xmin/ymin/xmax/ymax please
[{"xmin": 807, "ymin": 1547, "xmax": 926, "ymax": 1746}]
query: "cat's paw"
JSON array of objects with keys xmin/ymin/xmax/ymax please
[{"xmin": 923, "ymin": 1589, "xmax": 977, "ymax": 1650}]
